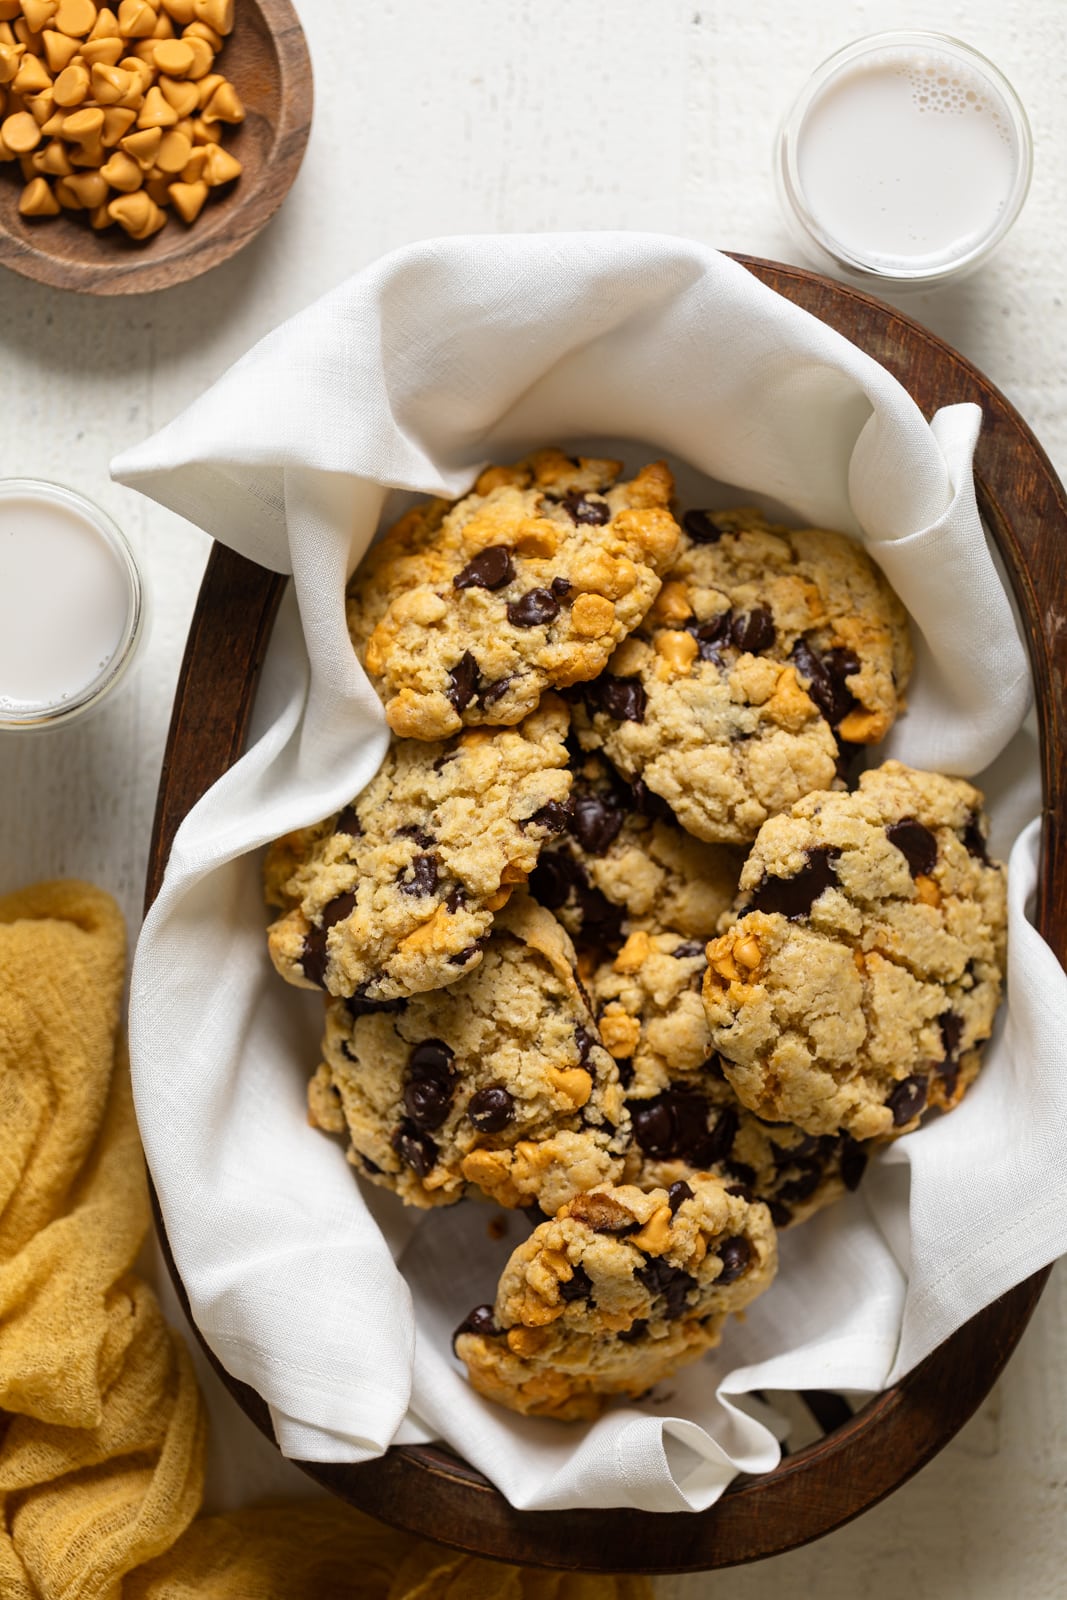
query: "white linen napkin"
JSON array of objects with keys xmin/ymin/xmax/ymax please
[{"xmin": 113, "ymin": 234, "xmax": 1067, "ymax": 1513}]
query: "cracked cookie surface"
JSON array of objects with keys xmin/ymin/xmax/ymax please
[
  {"xmin": 594, "ymin": 931, "xmax": 866, "ymax": 1226},
  {"xmin": 528, "ymin": 747, "xmax": 742, "ymax": 957},
  {"xmin": 453, "ymin": 1175, "xmax": 776, "ymax": 1420},
  {"xmin": 265, "ymin": 698, "xmax": 572, "ymax": 1001},
  {"xmin": 571, "ymin": 506, "xmax": 913, "ymax": 843},
  {"xmin": 347, "ymin": 450, "xmax": 681, "ymax": 740},
  {"xmin": 703, "ymin": 761, "xmax": 1007, "ymax": 1141},
  {"xmin": 307, "ymin": 894, "xmax": 629, "ymax": 1213}
]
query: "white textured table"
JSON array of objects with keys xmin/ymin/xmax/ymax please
[{"xmin": 1, "ymin": 1, "xmax": 1064, "ymax": 1591}]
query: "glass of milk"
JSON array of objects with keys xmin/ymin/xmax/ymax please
[
  {"xmin": 777, "ymin": 32, "xmax": 1033, "ymax": 287},
  {"xmin": 0, "ymin": 480, "xmax": 146, "ymax": 731}
]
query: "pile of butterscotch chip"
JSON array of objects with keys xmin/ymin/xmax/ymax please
[{"xmin": 0, "ymin": 0, "xmax": 242, "ymax": 239}]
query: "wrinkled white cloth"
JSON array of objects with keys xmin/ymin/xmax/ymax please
[{"xmin": 113, "ymin": 234, "xmax": 1067, "ymax": 1513}]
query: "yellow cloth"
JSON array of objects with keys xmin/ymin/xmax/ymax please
[{"xmin": 0, "ymin": 882, "xmax": 652, "ymax": 1600}]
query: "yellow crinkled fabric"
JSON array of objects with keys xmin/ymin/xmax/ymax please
[{"xmin": 0, "ymin": 881, "xmax": 652, "ymax": 1600}]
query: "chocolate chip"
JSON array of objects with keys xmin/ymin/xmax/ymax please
[
  {"xmin": 769, "ymin": 1200, "xmax": 793, "ymax": 1228},
  {"xmin": 593, "ymin": 676, "xmax": 646, "ymax": 722},
  {"xmin": 300, "ymin": 891, "xmax": 357, "ymax": 987},
  {"xmin": 886, "ymin": 818, "xmax": 938, "ymax": 879},
  {"xmin": 528, "ymin": 849, "xmax": 576, "ymax": 910},
  {"xmin": 726, "ymin": 1160, "xmax": 756, "ymax": 1188},
  {"xmin": 938, "ymin": 1011, "xmax": 965, "ymax": 1095},
  {"xmin": 562, "ymin": 490, "xmax": 610, "ymax": 525},
  {"xmin": 618, "ymin": 1317, "xmax": 649, "ymax": 1343},
  {"xmin": 409, "ymin": 1038, "xmax": 455, "ymax": 1077},
  {"xmin": 334, "ymin": 805, "xmax": 362, "ymax": 836},
  {"xmin": 574, "ymin": 1024, "xmax": 597, "ymax": 1064},
  {"xmin": 396, "ymin": 824, "xmax": 434, "ymax": 847},
  {"xmin": 444, "ymin": 885, "xmax": 466, "ymax": 913},
  {"xmin": 686, "ymin": 611, "xmax": 731, "ymax": 661},
  {"xmin": 840, "ymin": 1136, "xmax": 868, "ymax": 1192},
  {"xmin": 615, "ymin": 1057, "xmax": 634, "ymax": 1088},
  {"xmin": 667, "ymin": 1180, "xmax": 693, "ymax": 1215},
  {"xmin": 507, "ymin": 588, "xmax": 560, "ymax": 628},
  {"xmin": 834, "ymin": 740, "xmax": 864, "ymax": 786},
  {"xmin": 404, "ymin": 1076, "xmax": 453, "ymax": 1131},
  {"xmin": 397, "ymin": 853, "xmax": 439, "ymax": 896},
  {"xmin": 452, "ymin": 1304, "xmax": 498, "ymax": 1350},
  {"xmin": 636, "ymin": 1257, "xmax": 696, "ymax": 1318},
  {"xmin": 630, "ymin": 777, "xmax": 676, "ymax": 822},
  {"xmin": 631, "ymin": 1090, "xmax": 734, "ymax": 1168},
  {"xmin": 558, "ymin": 1262, "xmax": 594, "ymax": 1302},
  {"xmin": 391, "ymin": 1120, "xmax": 438, "ymax": 1178},
  {"xmin": 731, "ymin": 607, "xmax": 776, "ymax": 654},
  {"xmin": 571, "ymin": 790, "xmax": 625, "ymax": 855},
  {"xmin": 962, "ymin": 812, "xmax": 991, "ymax": 864},
  {"xmin": 887, "ymin": 1075, "xmax": 927, "ymax": 1126},
  {"xmin": 453, "ymin": 545, "xmax": 515, "ymax": 591},
  {"xmin": 701, "ymin": 1054, "xmax": 726, "ymax": 1080},
  {"xmin": 749, "ymin": 846, "xmax": 841, "ymax": 918},
  {"xmin": 775, "ymin": 1162, "xmax": 824, "ymax": 1206},
  {"xmin": 448, "ymin": 651, "xmax": 479, "ymax": 712},
  {"xmin": 478, "ymin": 675, "xmax": 513, "ymax": 708},
  {"xmin": 345, "ymin": 989, "xmax": 406, "ymax": 1019},
  {"xmin": 576, "ymin": 882, "xmax": 625, "ymax": 948},
  {"xmin": 359, "ymin": 1154, "xmax": 382, "ymax": 1175},
  {"xmin": 725, "ymin": 1184, "xmax": 753, "ymax": 1201},
  {"xmin": 468, "ymin": 1085, "xmax": 515, "ymax": 1132},
  {"xmin": 551, "ymin": 576, "xmax": 573, "ymax": 597},
  {"xmin": 448, "ymin": 944, "xmax": 483, "ymax": 965},
  {"xmin": 791, "ymin": 639, "xmax": 860, "ymax": 728},
  {"xmin": 682, "ymin": 508, "xmax": 723, "ymax": 544},
  {"xmin": 524, "ymin": 799, "xmax": 572, "ymax": 834},
  {"xmin": 671, "ymin": 940, "xmax": 706, "ymax": 960},
  {"xmin": 716, "ymin": 1237, "xmax": 751, "ymax": 1284}
]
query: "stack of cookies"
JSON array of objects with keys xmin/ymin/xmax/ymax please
[{"xmin": 263, "ymin": 449, "xmax": 1007, "ymax": 1422}]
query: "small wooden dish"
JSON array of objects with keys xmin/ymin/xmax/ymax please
[
  {"xmin": 146, "ymin": 256, "xmax": 1067, "ymax": 1572},
  {"xmin": 0, "ymin": 0, "xmax": 311, "ymax": 296}
]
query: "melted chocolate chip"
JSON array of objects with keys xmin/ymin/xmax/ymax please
[
  {"xmin": 686, "ymin": 611, "xmax": 732, "ymax": 661},
  {"xmin": 334, "ymin": 805, "xmax": 362, "ymax": 836},
  {"xmin": 671, "ymin": 940, "xmax": 706, "ymax": 960},
  {"xmin": 749, "ymin": 846, "xmax": 841, "ymax": 919},
  {"xmin": 359, "ymin": 1153, "xmax": 382, "ymax": 1175},
  {"xmin": 448, "ymin": 944, "xmax": 482, "ymax": 965},
  {"xmin": 575, "ymin": 883, "xmax": 625, "ymax": 947},
  {"xmin": 453, "ymin": 545, "xmax": 515, "ymax": 591},
  {"xmin": 468, "ymin": 1085, "xmax": 515, "ymax": 1133},
  {"xmin": 636, "ymin": 1257, "xmax": 696, "ymax": 1318},
  {"xmin": 528, "ymin": 849, "xmax": 576, "ymax": 910},
  {"xmin": 558, "ymin": 1262, "xmax": 594, "ymax": 1302},
  {"xmin": 716, "ymin": 1237, "xmax": 751, "ymax": 1285},
  {"xmin": 562, "ymin": 490, "xmax": 610, "ymax": 526},
  {"xmin": 300, "ymin": 892, "xmax": 357, "ymax": 986},
  {"xmin": 701, "ymin": 1054, "xmax": 727, "ymax": 1080},
  {"xmin": 886, "ymin": 818, "xmax": 938, "ymax": 879},
  {"xmin": 452, "ymin": 1304, "xmax": 498, "ymax": 1350},
  {"xmin": 507, "ymin": 588, "xmax": 560, "ymax": 628},
  {"xmin": 938, "ymin": 1011, "xmax": 965, "ymax": 1095},
  {"xmin": 775, "ymin": 1162, "xmax": 824, "ymax": 1206},
  {"xmin": 525, "ymin": 799, "xmax": 572, "ymax": 834},
  {"xmin": 397, "ymin": 853, "xmax": 439, "ymax": 896},
  {"xmin": 667, "ymin": 1180, "xmax": 693, "ymax": 1215},
  {"xmin": 396, "ymin": 824, "xmax": 434, "ymax": 847},
  {"xmin": 630, "ymin": 778, "xmax": 676, "ymax": 822},
  {"xmin": 682, "ymin": 508, "xmax": 723, "ymax": 544},
  {"xmin": 887, "ymin": 1075, "xmax": 928, "ymax": 1126},
  {"xmin": 840, "ymin": 1136, "xmax": 868, "ymax": 1192},
  {"xmin": 834, "ymin": 739, "xmax": 864, "ymax": 787},
  {"xmin": 790, "ymin": 639, "xmax": 860, "ymax": 727},
  {"xmin": 444, "ymin": 885, "xmax": 466, "ymax": 913},
  {"xmin": 574, "ymin": 1024, "xmax": 597, "ymax": 1065},
  {"xmin": 618, "ymin": 1317, "xmax": 649, "ymax": 1343},
  {"xmin": 571, "ymin": 790, "xmax": 625, "ymax": 855},
  {"xmin": 962, "ymin": 812, "xmax": 991, "ymax": 864},
  {"xmin": 726, "ymin": 1160, "xmax": 756, "ymax": 1188},
  {"xmin": 448, "ymin": 651, "xmax": 479, "ymax": 712},
  {"xmin": 345, "ymin": 989, "xmax": 406, "ymax": 1019},
  {"xmin": 731, "ymin": 607, "xmax": 776, "ymax": 654},
  {"xmin": 391, "ymin": 1120, "xmax": 438, "ymax": 1178},
  {"xmin": 478, "ymin": 675, "xmax": 513, "ymax": 708},
  {"xmin": 615, "ymin": 1057, "xmax": 634, "ymax": 1088},
  {"xmin": 592, "ymin": 676, "xmax": 646, "ymax": 723},
  {"xmin": 769, "ymin": 1200, "xmax": 793, "ymax": 1228},
  {"xmin": 551, "ymin": 576, "xmax": 573, "ymax": 597}
]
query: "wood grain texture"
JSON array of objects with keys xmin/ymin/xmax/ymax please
[
  {"xmin": 0, "ymin": 0, "xmax": 311, "ymax": 297},
  {"xmin": 144, "ymin": 255, "xmax": 1067, "ymax": 1573}
]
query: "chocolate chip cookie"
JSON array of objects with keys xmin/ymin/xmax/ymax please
[
  {"xmin": 347, "ymin": 450, "xmax": 681, "ymax": 740},
  {"xmin": 307, "ymin": 894, "xmax": 629, "ymax": 1213},
  {"xmin": 265, "ymin": 698, "xmax": 572, "ymax": 1001},
  {"xmin": 703, "ymin": 761, "xmax": 1007, "ymax": 1141},
  {"xmin": 594, "ymin": 932, "xmax": 865, "ymax": 1226},
  {"xmin": 570, "ymin": 506, "xmax": 913, "ymax": 843},
  {"xmin": 528, "ymin": 748, "xmax": 742, "ymax": 957},
  {"xmin": 453, "ymin": 1175, "xmax": 776, "ymax": 1420}
]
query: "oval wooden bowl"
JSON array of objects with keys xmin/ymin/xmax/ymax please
[
  {"xmin": 0, "ymin": 0, "xmax": 311, "ymax": 296},
  {"xmin": 146, "ymin": 255, "xmax": 1066, "ymax": 1573}
]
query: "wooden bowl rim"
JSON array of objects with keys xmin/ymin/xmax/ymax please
[
  {"xmin": 145, "ymin": 252, "xmax": 1067, "ymax": 1572},
  {"xmin": 0, "ymin": 0, "xmax": 311, "ymax": 297}
]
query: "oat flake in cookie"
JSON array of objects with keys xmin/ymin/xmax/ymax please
[
  {"xmin": 453, "ymin": 1176, "xmax": 776, "ymax": 1421},
  {"xmin": 529, "ymin": 747, "xmax": 742, "ymax": 958},
  {"xmin": 594, "ymin": 931, "xmax": 866, "ymax": 1226},
  {"xmin": 264, "ymin": 697, "xmax": 572, "ymax": 1001},
  {"xmin": 703, "ymin": 761, "xmax": 1007, "ymax": 1142},
  {"xmin": 347, "ymin": 449, "xmax": 681, "ymax": 740},
  {"xmin": 571, "ymin": 506, "xmax": 913, "ymax": 844},
  {"xmin": 308, "ymin": 894, "xmax": 629, "ymax": 1213}
]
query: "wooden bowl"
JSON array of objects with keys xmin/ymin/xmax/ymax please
[
  {"xmin": 146, "ymin": 255, "xmax": 1066, "ymax": 1572},
  {"xmin": 0, "ymin": 0, "xmax": 311, "ymax": 296}
]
